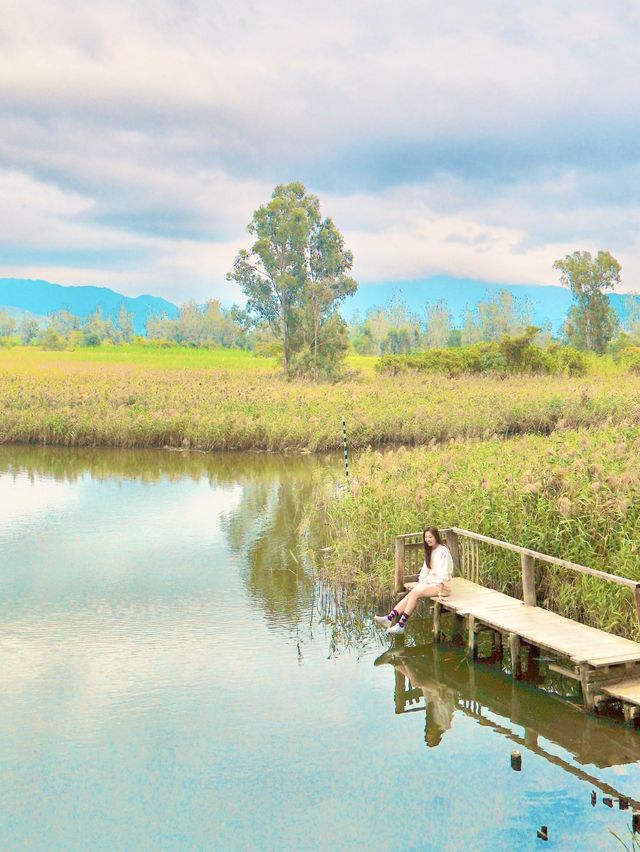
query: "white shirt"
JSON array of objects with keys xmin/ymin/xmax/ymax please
[{"xmin": 418, "ymin": 544, "xmax": 454, "ymax": 585}]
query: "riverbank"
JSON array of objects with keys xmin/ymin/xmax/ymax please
[
  {"xmin": 1, "ymin": 346, "xmax": 639, "ymax": 452},
  {"xmin": 316, "ymin": 426, "xmax": 640, "ymax": 639}
]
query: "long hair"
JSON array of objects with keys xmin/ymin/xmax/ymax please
[{"xmin": 423, "ymin": 526, "xmax": 444, "ymax": 568}]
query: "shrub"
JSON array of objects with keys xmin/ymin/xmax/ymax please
[{"xmin": 376, "ymin": 339, "xmax": 587, "ymax": 377}]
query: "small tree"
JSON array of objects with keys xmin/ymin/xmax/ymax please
[
  {"xmin": 116, "ymin": 304, "xmax": 135, "ymax": 343},
  {"xmin": 462, "ymin": 290, "xmax": 532, "ymax": 344},
  {"xmin": 424, "ymin": 300, "xmax": 452, "ymax": 348},
  {"xmin": 18, "ymin": 316, "xmax": 39, "ymax": 344},
  {"xmin": 554, "ymin": 250, "xmax": 620, "ymax": 353},
  {"xmin": 49, "ymin": 309, "xmax": 80, "ymax": 338},
  {"xmin": 0, "ymin": 310, "xmax": 16, "ymax": 337}
]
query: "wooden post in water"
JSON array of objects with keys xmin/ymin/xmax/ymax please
[
  {"xmin": 394, "ymin": 669, "xmax": 406, "ymax": 714},
  {"xmin": 579, "ymin": 663, "xmax": 595, "ymax": 711},
  {"xmin": 395, "ymin": 536, "xmax": 405, "ymax": 594},
  {"xmin": 509, "ymin": 632, "xmax": 521, "ymax": 678},
  {"xmin": 433, "ymin": 600, "xmax": 441, "ymax": 641},
  {"xmin": 467, "ymin": 615, "xmax": 477, "ymax": 659},
  {"xmin": 521, "ymin": 553, "xmax": 536, "ymax": 606}
]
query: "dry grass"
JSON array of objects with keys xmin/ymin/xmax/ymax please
[{"xmin": 2, "ymin": 346, "xmax": 640, "ymax": 452}]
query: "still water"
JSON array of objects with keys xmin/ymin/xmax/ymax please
[{"xmin": 2, "ymin": 446, "xmax": 640, "ymax": 851}]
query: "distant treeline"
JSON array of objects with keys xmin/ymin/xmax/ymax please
[{"xmin": 3, "ymin": 281, "xmax": 640, "ymax": 366}]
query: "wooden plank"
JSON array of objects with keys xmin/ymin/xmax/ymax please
[
  {"xmin": 602, "ymin": 679, "xmax": 640, "ymax": 703},
  {"xmin": 548, "ymin": 662, "xmax": 581, "ymax": 681},
  {"xmin": 422, "ymin": 577, "xmax": 640, "ymax": 668}
]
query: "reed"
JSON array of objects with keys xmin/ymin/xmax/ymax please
[{"xmin": 316, "ymin": 428, "xmax": 640, "ymax": 638}]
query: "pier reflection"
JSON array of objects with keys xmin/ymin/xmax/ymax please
[{"xmin": 385, "ymin": 643, "xmax": 640, "ymax": 808}]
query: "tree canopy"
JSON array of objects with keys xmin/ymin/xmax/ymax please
[
  {"xmin": 554, "ymin": 250, "xmax": 620, "ymax": 353},
  {"xmin": 227, "ymin": 182, "xmax": 356, "ymax": 377}
]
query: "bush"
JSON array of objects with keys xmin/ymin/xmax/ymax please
[
  {"xmin": 376, "ymin": 338, "xmax": 587, "ymax": 377},
  {"xmin": 620, "ymin": 347, "xmax": 640, "ymax": 374}
]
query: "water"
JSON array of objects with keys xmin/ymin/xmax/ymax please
[{"xmin": 1, "ymin": 446, "xmax": 639, "ymax": 851}]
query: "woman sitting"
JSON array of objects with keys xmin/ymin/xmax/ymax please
[{"xmin": 374, "ymin": 526, "xmax": 453, "ymax": 635}]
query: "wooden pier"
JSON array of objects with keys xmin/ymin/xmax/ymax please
[{"xmin": 395, "ymin": 527, "xmax": 640, "ymax": 723}]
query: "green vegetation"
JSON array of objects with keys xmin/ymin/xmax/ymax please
[
  {"xmin": 376, "ymin": 331, "xmax": 587, "ymax": 377},
  {"xmin": 318, "ymin": 428, "xmax": 640, "ymax": 638},
  {"xmin": 554, "ymin": 249, "xmax": 621, "ymax": 353},
  {"xmin": 227, "ymin": 182, "xmax": 356, "ymax": 378},
  {"xmin": 2, "ymin": 345, "xmax": 640, "ymax": 453}
]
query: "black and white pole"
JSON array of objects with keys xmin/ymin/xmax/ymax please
[{"xmin": 342, "ymin": 416, "xmax": 350, "ymax": 482}]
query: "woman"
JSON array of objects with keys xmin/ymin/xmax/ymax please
[{"xmin": 374, "ymin": 526, "xmax": 453, "ymax": 635}]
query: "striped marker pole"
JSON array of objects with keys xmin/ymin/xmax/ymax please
[{"xmin": 342, "ymin": 416, "xmax": 349, "ymax": 482}]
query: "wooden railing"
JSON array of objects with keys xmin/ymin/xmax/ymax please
[{"xmin": 394, "ymin": 527, "xmax": 640, "ymax": 618}]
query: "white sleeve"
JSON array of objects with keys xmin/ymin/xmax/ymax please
[{"xmin": 418, "ymin": 560, "xmax": 428, "ymax": 583}]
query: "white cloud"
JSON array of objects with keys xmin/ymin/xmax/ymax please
[{"xmin": 1, "ymin": 0, "xmax": 640, "ymax": 299}]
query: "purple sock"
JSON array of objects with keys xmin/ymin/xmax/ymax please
[
  {"xmin": 399, "ymin": 612, "xmax": 410, "ymax": 625},
  {"xmin": 387, "ymin": 609, "xmax": 399, "ymax": 622}
]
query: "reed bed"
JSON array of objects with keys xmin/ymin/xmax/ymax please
[
  {"xmin": 316, "ymin": 427, "xmax": 640, "ymax": 638},
  {"xmin": 2, "ymin": 347, "xmax": 640, "ymax": 452}
]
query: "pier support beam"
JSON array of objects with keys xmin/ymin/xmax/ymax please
[
  {"xmin": 579, "ymin": 663, "xmax": 596, "ymax": 712},
  {"xmin": 492, "ymin": 630, "xmax": 504, "ymax": 661},
  {"xmin": 509, "ymin": 632, "xmax": 521, "ymax": 678},
  {"xmin": 467, "ymin": 615, "xmax": 477, "ymax": 659},
  {"xmin": 433, "ymin": 601, "xmax": 441, "ymax": 642}
]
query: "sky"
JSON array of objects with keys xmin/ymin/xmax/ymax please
[{"xmin": 1, "ymin": 0, "xmax": 640, "ymax": 304}]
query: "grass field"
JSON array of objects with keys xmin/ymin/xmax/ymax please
[
  {"xmin": 1, "ymin": 345, "xmax": 640, "ymax": 452},
  {"xmin": 0, "ymin": 344, "xmax": 378, "ymax": 373}
]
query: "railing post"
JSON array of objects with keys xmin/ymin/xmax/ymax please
[
  {"xmin": 395, "ymin": 536, "xmax": 405, "ymax": 594},
  {"xmin": 521, "ymin": 553, "xmax": 536, "ymax": 606},
  {"xmin": 446, "ymin": 529, "xmax": 461, "ymax": 577}
]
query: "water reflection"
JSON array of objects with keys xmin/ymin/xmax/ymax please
[
  {"xmin": 380, "ymin": 642, "xmax": 640, "ymax": 808},
  {"xmin": 3, "ymin": 445, "xmax": 640, "ymax": 849}
]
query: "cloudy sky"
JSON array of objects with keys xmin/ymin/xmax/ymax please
[{"xmin": 1, "ymin": 0, "xmax": 640, "ymax": 304}]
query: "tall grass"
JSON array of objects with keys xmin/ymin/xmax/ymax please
[
  {"xmin": 3, "ymin": 347, "xmax": 640, "ymax": 452},
  {"xmin": 315, "ymin": 428, "xmax": 640, "ymax": 638}
]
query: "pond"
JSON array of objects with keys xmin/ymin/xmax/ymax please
[{"xmin": 1, "ymin": 446, "xmax": 639, "ymax": 850}]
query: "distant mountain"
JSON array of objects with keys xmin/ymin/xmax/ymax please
[
  {"xmin": 0, "ymin": 305, "xmax": 47, "ymax": 325},
  {"xmin": 3, "ymin": 275, "xmax": 638, "ymax": 338},
  {"xmin": 343, "ymin": 276, "xmax": 639, "ymax": 333},
  {"xmin": 0, "ymin": 279, "xmax": 179, "ymax": 334}
]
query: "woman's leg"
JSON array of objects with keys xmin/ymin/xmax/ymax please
[{"xmin": 401, "ymin": 584, "xmax": 440, "ymax": 617}]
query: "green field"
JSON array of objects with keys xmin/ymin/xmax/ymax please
[{"xmin": 1, "ymin": 344, "xmax": 378, "ymax": 373}]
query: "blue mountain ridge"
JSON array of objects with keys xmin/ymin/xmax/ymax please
[
  {"xmin": 342, "ymin": 277, "xmax": 639, "ymax": 334},
  {"xmin": 0, "ymin": 278, "xmax": 179, "ymax": 334},
  {"xmin": 1, "ymin": 276, "xmax": 638, "ymax": 336}
]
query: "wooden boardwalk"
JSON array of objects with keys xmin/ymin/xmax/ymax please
[{"xmin": 395, "ymin": 527, "xmax": 640, "ymax": 722}]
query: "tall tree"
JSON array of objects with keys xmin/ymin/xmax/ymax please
[
  {"xmin": 554, "ymin": 250, "xmax": 620, "ymax": 353},
  {"xmin": 462, "ymin": 290, "xmax": 531, "ymax": 344},
  {"xmin": 227, "ymin": 182, "xmax": 356, "ymax": 377},
  {"xmin": 18, "ymin": 315, "xmax": 39, "ymax": 344},
  {"xmin": 424, "ymin": 300, "xmax": 452, "ymax": 348}
]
